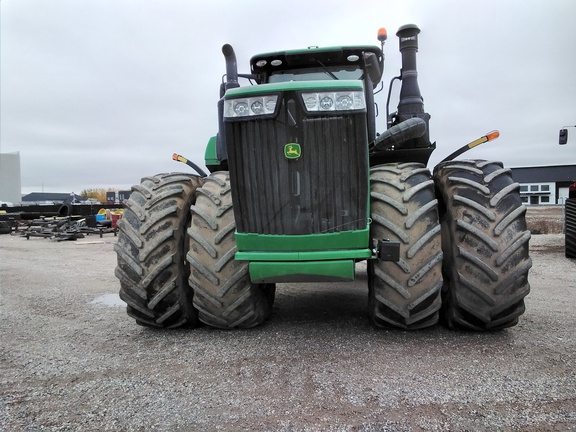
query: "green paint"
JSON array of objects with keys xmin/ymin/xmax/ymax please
[
  {"xmin": 204, "ymin": 136, "xmax": 219, "ymax": 166},
  {"xmin": 235, "ymin": 228, "xmax": 370, "ymax": 253},
  {"xmin": 253, "ymin": 45, "xmax": 380, "ymax": 58},
  {"xmin": 224, "ymin": 80, "xmax": 363, "ymax": 98},
  {"xmin": 249, "ymin": 260, "xmax": 356, "ymax": 283},
  {"xmin": 236, "ymin": 248, "xmax": 372, "ymax": 262}
]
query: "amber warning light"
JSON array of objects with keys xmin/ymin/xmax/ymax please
[
  {"xmin": 377, "ymin": 27, "xmax": 388, "ymax": 42},
  {"xmin": 439, "ymin": 130, "xmax": 501, "ymax": 164},
  {"xmin": 486, "ymin": 130, "xmax": 500, "ymax": 142}
]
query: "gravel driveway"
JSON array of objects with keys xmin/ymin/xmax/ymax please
[{"xmin": 1, "ymin": 233, "xmax": 575, "ymax": 431}]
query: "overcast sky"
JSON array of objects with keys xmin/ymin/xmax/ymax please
[{"xmin": 1, "ymin": 0, "xmax": 575, "ymax": 194}]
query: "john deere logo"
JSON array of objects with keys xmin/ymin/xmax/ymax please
[{"xmin": 284, "ymin": 143, "xmax": 301, "ymax": 159}]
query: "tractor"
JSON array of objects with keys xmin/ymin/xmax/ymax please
[
  {"xmin": 115, "ymin": 24, "xmax": 532, "ymax": 331},
  {"xmin": 559, "ymin": 127, "xmax": 576, "ymax": 258},
  {"xmin": 565, "ymin": 180, "xmax": 576, "ymax": 258}
]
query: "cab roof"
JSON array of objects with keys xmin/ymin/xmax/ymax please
[{"xmin": 250, "ymin": 45, "xmax": 382, "ymax": 75}]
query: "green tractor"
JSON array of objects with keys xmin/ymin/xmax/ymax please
[{"xmin": 115, "ymin": 25, "xmax": 532, "ymax": 331}]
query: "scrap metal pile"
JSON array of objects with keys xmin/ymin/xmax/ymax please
[
  {"xmin": 0, "ymin": 205, "xmax": 124, "ymax": 241},
  {"xmin": 13, "ymin": 216, "xmax": 117, "ymax": 241}
]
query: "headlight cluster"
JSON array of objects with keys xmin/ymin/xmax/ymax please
[
  {"xmin": 224, "ymin": 95, "xmax": 278, "ymax": 118},
  {"xmin": 301, "ymin": 91, "xmax": 366, "ymax": 112}
]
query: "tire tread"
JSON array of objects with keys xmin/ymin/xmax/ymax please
[
  {"xmin": 434, "ymin": 159, "xmax": 531, "ymax": 330},
  {"xmin": 114, "ymin": 173, "xmax": 202, "ymax": 328},
  {"xmin": 187, "ymin": 172, "xmax": 274, "ymax": 329},
  {"xmin": 368, "ymin": 163, "xmax": 443, "ymax": 330}
]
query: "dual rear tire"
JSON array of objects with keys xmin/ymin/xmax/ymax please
[
  {"xmin": 115, "ymin": 172, "xmax": 274, "ymax": 329},
  {"xmin": 368, "ymin": 160, "xmax": 532, "ymax": 331}
]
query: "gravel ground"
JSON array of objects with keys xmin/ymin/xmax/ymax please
[{"xmin": 1, "ymin": 233, "xmax": 575, "ymax": 431}]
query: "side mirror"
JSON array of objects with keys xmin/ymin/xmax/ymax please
[
  {"xmin": 559, "ymin": 128, "xmax": 568, "ymax": 145},
  {"xmin": 363, "ymin": 52, "xmax": 382, "ymax": 86}
]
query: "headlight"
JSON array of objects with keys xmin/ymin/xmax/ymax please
[
  {"xmin": 224, "ymin": 95, "xmax": 278, "ymax": 118},
  {"xmin": 301, "ymin": 91, "xmax": 366, "ymax": 112}
]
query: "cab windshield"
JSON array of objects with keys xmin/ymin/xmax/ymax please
[{"xmin": 268, "ymin": 67, "xmax": 363, "ymax": 83}]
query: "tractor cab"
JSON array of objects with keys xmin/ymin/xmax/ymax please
[
  {"xmin": 250, "ymin": 46, "xmax": 383, "ymax": 145},
  {"xmin": 207, "ymin": 45, "xmax": 386, "ymax": 173},
  {"xmin": 249, "ymin": 45, "xmax": 383, "ymax": 86}
]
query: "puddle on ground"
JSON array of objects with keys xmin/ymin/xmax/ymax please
[{"xmin": 90, "ymin": 293, "xmax": 126, "ymax": 307}]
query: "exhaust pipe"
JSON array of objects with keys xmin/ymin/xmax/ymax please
[
  {"xmin": 395, "ymin": 24, "xmax": 431, "ymax": 148},
  {"xmin": 222, "ymin": 44, "xmax": 240, "ymax": 91},
  {"xmin": 216, "ymin": 44, "xmax": 241, "ymax": 162}
]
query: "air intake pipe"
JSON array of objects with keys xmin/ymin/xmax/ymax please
[{"xmin": 394, "ymin": 24, "xmax": 431, "ymax": 148}]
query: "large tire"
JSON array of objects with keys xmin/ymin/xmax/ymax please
[
  {"xmin": 434, "ymin": 160, "xmax": 532, "ymax": 331},
  {"xmin": 368, "ymin": 163, "xmax": 443, "ymax": 330},
  {"xmin": 566, "ymin": 198, "xmax": 576, "ymax": 259},
  {"xmin": 187, "ymin": 172, "xmax": 275, "ymax": 329},
  {"xmin": 114, "ymin": 173, "xmax": 202, "ymax": 328},
  {"xmin": 0, "ymin": 221, "xmax": 10, "ymax": 235}
]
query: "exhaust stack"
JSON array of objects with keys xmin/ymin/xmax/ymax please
[
  {"xmin": 216, "ymin": 44, "xmax": 241, "ymax": 163},
  {"xmin": 222, "ymin": 44, "xmax": 240, "ymax": 91}
]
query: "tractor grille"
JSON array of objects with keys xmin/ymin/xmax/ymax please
[{"xmin": 226, "ymin": 98, "xmax": 368, "ymax": 236}]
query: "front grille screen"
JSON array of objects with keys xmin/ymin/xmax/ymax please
[{"xmin": 226, "ymin": 96, "xmax": 368, "ymax": 235}]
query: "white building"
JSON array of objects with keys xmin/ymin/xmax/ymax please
[
  {"xmin": 0, "ymin": 152, "xmax": 22, "ymax": 205},
  {"xmin": 510, "ymin": 164, "xmax": 575, "ymax": 205}
]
